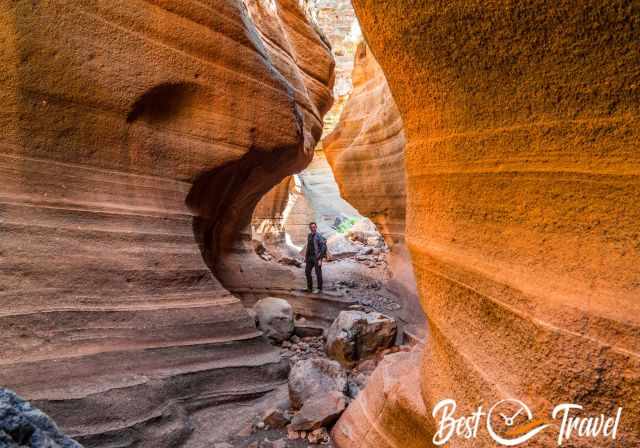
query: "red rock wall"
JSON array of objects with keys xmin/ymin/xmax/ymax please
[
  {"xmin": 0, "ymin": 0, "xmax": 332, "ymax": 446},
  {"xmin": 334, "ymin": 1, "xmax": 640, "ymax": 446}
]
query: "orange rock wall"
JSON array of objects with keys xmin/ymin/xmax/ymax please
[
  {"xmin": 0, "ymin": 0, "xmax": 332, "ymax": 446},
  {"xmin": 324, "ymin": 43, "xmax": 421, "ymax": 323},
  {"xmin": 334, "ymin": 1, "xmax": 640, "ymax": 446},
  {"xmin": 324, "ymin": 43, "xmax": 406, "ymax": 247}
]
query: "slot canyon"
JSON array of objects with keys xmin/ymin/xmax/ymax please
[{"xmin": 0, "ymin": 1, "xmax": 638, "ymax": 447}]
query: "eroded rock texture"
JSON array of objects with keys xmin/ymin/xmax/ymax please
[
  {"xmin": 323, "ymin": 43, "xmax": 420, "ymax": 322},
  {"xmin": 324, "ymin": 43, "xmax": 405, "ymax": 248},
  {"xmin": 0, "ymin": 0, "xmax": 332, "ymax": 446},
  {"xmin": 334, "ymin": 1, "xmax": 640, "ymax": 447}
]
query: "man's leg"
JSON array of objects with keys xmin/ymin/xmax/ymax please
[
  {"xmin": 305, "ymin": 261, "xmax": 313, "ymax": 291},
  {"xmin": 315, "ymin": 261, "xmax": 323, "ymax": 291}
]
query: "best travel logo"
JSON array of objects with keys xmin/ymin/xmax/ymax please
[{"xmin": 432, "ymin": 398, "xmax": 623, "ymax": 446}]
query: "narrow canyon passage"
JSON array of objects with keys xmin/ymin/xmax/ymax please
[{"xmin": 1, "ymin": 1, "xmax": 638, "ymax": 448}]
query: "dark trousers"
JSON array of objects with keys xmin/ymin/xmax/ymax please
[{"xmin": 305, "ymin": 258, "xmax": 323, "ymax": 291}]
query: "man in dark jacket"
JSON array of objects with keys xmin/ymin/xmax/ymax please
[{"xmin": 305, "ymin": 222, "xmax": 327, "ymax": 293}]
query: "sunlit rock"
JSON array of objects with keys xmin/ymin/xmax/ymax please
[{"xmin": 333, "ymin": 1, "xmax": 640, "ymax": 446}]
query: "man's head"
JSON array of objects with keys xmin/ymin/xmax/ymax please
[{"xmin": 309, "ymin": 222, "xmax": 317, "ymax": 234}]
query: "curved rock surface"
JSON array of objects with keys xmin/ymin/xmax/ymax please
[
  {"xmin": 335, "ymin": 1, "xmax": 640, "ymax": 447},
  {"xmin": 323, "ymin": 42, "xmax": 420, "ymax": 323},
  {"xmin": 0, "ymin": 0, "xmax": 333, "ymax": 446},
  {"xmin": 324, "ymin": 43, "xmax": 406, "ymax": 248}
]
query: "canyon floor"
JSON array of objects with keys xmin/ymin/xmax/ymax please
[{"xmin": 208, "ymin": 234, "xmax": 423, "ymax": 447}]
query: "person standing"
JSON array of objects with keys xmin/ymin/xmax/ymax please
[{"xmin": 305, "ymin": 222, "xmax": 327, "ymax": 293}]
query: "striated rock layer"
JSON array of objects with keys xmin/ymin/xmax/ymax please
[
  {"xmin": 324, "ymin": 43, "xmax": 406, "ymax": 248},
  {"xmin": 0, "ymin": 0, "xmax": 332, "ymax": 446},
  {"xmin": 334, "ymin": 1, "xmax": 640, "ymax": 447},
  {"xmin": 323, "ymin": 43, "xmax": 420, "ymax": 322}
]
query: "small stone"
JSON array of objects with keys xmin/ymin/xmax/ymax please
[
  {"xmin": 263, "ymin": 408, "xmax": 292, "ymax": 428},
  {"xmin": 308, "ymin": 427, "xmax": 330, "ymax": 444},
  {"xmin": 287, "ymin": 428, "xmax": 300, "ymax": 440},
  {"xmin": 278, "ymin": 256, "xmax": 302, "ymax": 268}
]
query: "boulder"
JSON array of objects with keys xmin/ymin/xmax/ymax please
[
  {"xmin": 0, "ymin": 388, "xmax": 82, "ymax": 448},
  {"xmin": 253, "ymin": 298, "xmax": 294, "ymax": 343},
  {"xmin": 326, "ymin": 234, "xmax": 360, "ymax": 260},
  {"xmin": 289, "ymin": 391, "xmax": 346, "ymax": 431},
  {"xmin": 351, "ymin": 219, "xmax": 378, "ymax": 234},
  {"xmin": 346, "ymin": 219, "xmax": 381, "ymax": 245},
  {"xmin": 326, "ymin": 311, "xmax": 397, "ymax": 368},
  {"xmin": 288, "ymin": 359, "xmax": 347, "ymax": 410}
]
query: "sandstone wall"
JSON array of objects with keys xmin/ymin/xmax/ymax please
[
  {"xmin": 323, "ymin": 43, "xmax": 420, "ymax": 323},
  {"xmin": 0, "ymin": 0, "xmax": 332, "ymax": 446},
  {"xmin": 334, "ymin": 1, "xmax": 640, "ymax": 446},
  {"xmin": 324, "ymin": 43, "xmax": 406, "ymax": 247}
]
